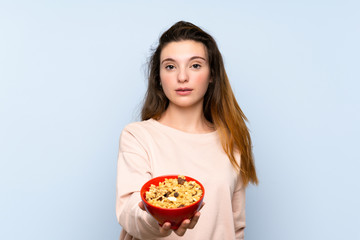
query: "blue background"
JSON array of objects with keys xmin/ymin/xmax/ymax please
[{"xmin": 1, "ymin": 1, "xmax": 359, "ymax": 239}]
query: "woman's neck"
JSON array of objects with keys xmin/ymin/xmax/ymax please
[{"xmin": 158, "ymin": 103, "xmax": 214, "ymax": 134}]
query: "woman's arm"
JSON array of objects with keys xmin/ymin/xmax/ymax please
[
  {"xmin": 116, "ymin": 127, "xmax": 171, "ymax": 239},
  {"xmin": 116, "ymin": 124, "xmax": 204, "ymax": 238},
  {"xmin": 232, "ymin": 176, "xmax": 246, "ymax": 240}
]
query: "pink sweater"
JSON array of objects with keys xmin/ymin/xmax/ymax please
[{"xmin": 116, "ymin": 119, "xmax": 246, "ymax": 240}]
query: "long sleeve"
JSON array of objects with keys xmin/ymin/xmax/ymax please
[
  {"xmin": 116, "ymin": 127, "xmax": 170, "ymax": 239},
  {"xmin": 232, "ymin": 176, "xmax": 246, "ymax": 240}
]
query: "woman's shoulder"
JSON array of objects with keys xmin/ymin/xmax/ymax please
[{"xmin": 122, "ymin": 119, "xmax": 156, "ymax": 135}]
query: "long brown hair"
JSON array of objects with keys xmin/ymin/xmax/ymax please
[{"xmin": 141, "ymin": 21, "xmax": 258, "ymax": 186}]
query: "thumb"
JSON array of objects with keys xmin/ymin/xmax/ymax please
[{"xmin": 138, "ymin": 201, "xmax": 146, "ymax": 211}]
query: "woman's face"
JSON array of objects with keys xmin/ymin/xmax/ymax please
[{"xmin": 159, "ymin": 40, "xmax": 211, "ymax": 110}]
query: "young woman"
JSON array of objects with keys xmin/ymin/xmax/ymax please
[{"xmin": 116, "ymin": 21, "xmax": 258, "ymax": 240}]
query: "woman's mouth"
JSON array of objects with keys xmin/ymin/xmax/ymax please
[{"xmin": 175, "ymin": 88, "xmax": 193, "ymax": 96}]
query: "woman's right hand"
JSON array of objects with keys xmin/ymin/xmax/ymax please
[{"xmin": 138, "ymin": 201, "xmax": 205, "ymax": 237}]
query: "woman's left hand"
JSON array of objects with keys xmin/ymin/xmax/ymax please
[{"xmin": 138, "ymin": 201, "xmax": 205, "ymax": 236}]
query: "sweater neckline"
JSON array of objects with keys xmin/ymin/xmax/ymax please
[{"xmin": 147, "ymin": 118, "xmax": 218, "ymax": 138}]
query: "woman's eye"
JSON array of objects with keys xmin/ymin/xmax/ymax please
[
  {"xmin": 192, "ymin": 64, "xmax": 201, "ymax": 69},
  {"xmin": 165, "ymin": 65, "xmax": 175, "ymax": 70}
]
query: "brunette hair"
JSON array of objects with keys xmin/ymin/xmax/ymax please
[{"xmin": 141, "ymin": 21, "xmax": 258, "ymax": 186}]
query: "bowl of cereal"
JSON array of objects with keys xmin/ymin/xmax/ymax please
[{"xmin": 140, "ymin": 175, "xmax": 205, "ymax": 230}]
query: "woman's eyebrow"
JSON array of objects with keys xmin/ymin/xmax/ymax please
[
  {"xmin": 161, "ymin": 56, "xmax": 207, "ymax": 64},
  {"xmin": 189, "ymin": 56, "xmax": 207, "ymax": 61},
  {"xmin": 161, "ymin": 58, "xmax": 176, "ymax": 64}
]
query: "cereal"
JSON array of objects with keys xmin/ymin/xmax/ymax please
[{"xmin": 145, "ymin": 175, "xmax": 203, "ymax": 209}]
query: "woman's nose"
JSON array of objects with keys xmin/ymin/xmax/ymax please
[{"xmin": 177, "ymin": 68, "xmax": 188, "ymax": 83}]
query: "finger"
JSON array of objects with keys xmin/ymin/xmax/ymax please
[
  {"xmin": 138, "ymin": 201, "xmax": 145, "ymax": 211},
  {"xmin": 174, "ymin": 219, "xmax": 190, "ymax": 236},
  {"xmin": 187, "ymin": 211, "xmax": 201, "ymax": 229},
  {"xmin": 159, "ymin": 222, "xmax": 172, "ymax": 236}
]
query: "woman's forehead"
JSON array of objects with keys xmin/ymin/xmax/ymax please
[{"xmin": 160, "ymin": 40, "xmax": 208, "ymax": 61}]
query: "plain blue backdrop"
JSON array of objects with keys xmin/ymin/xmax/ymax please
[{"xmin": 1, "ymin": 1, "xmax": 359, "ymax": 239}]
